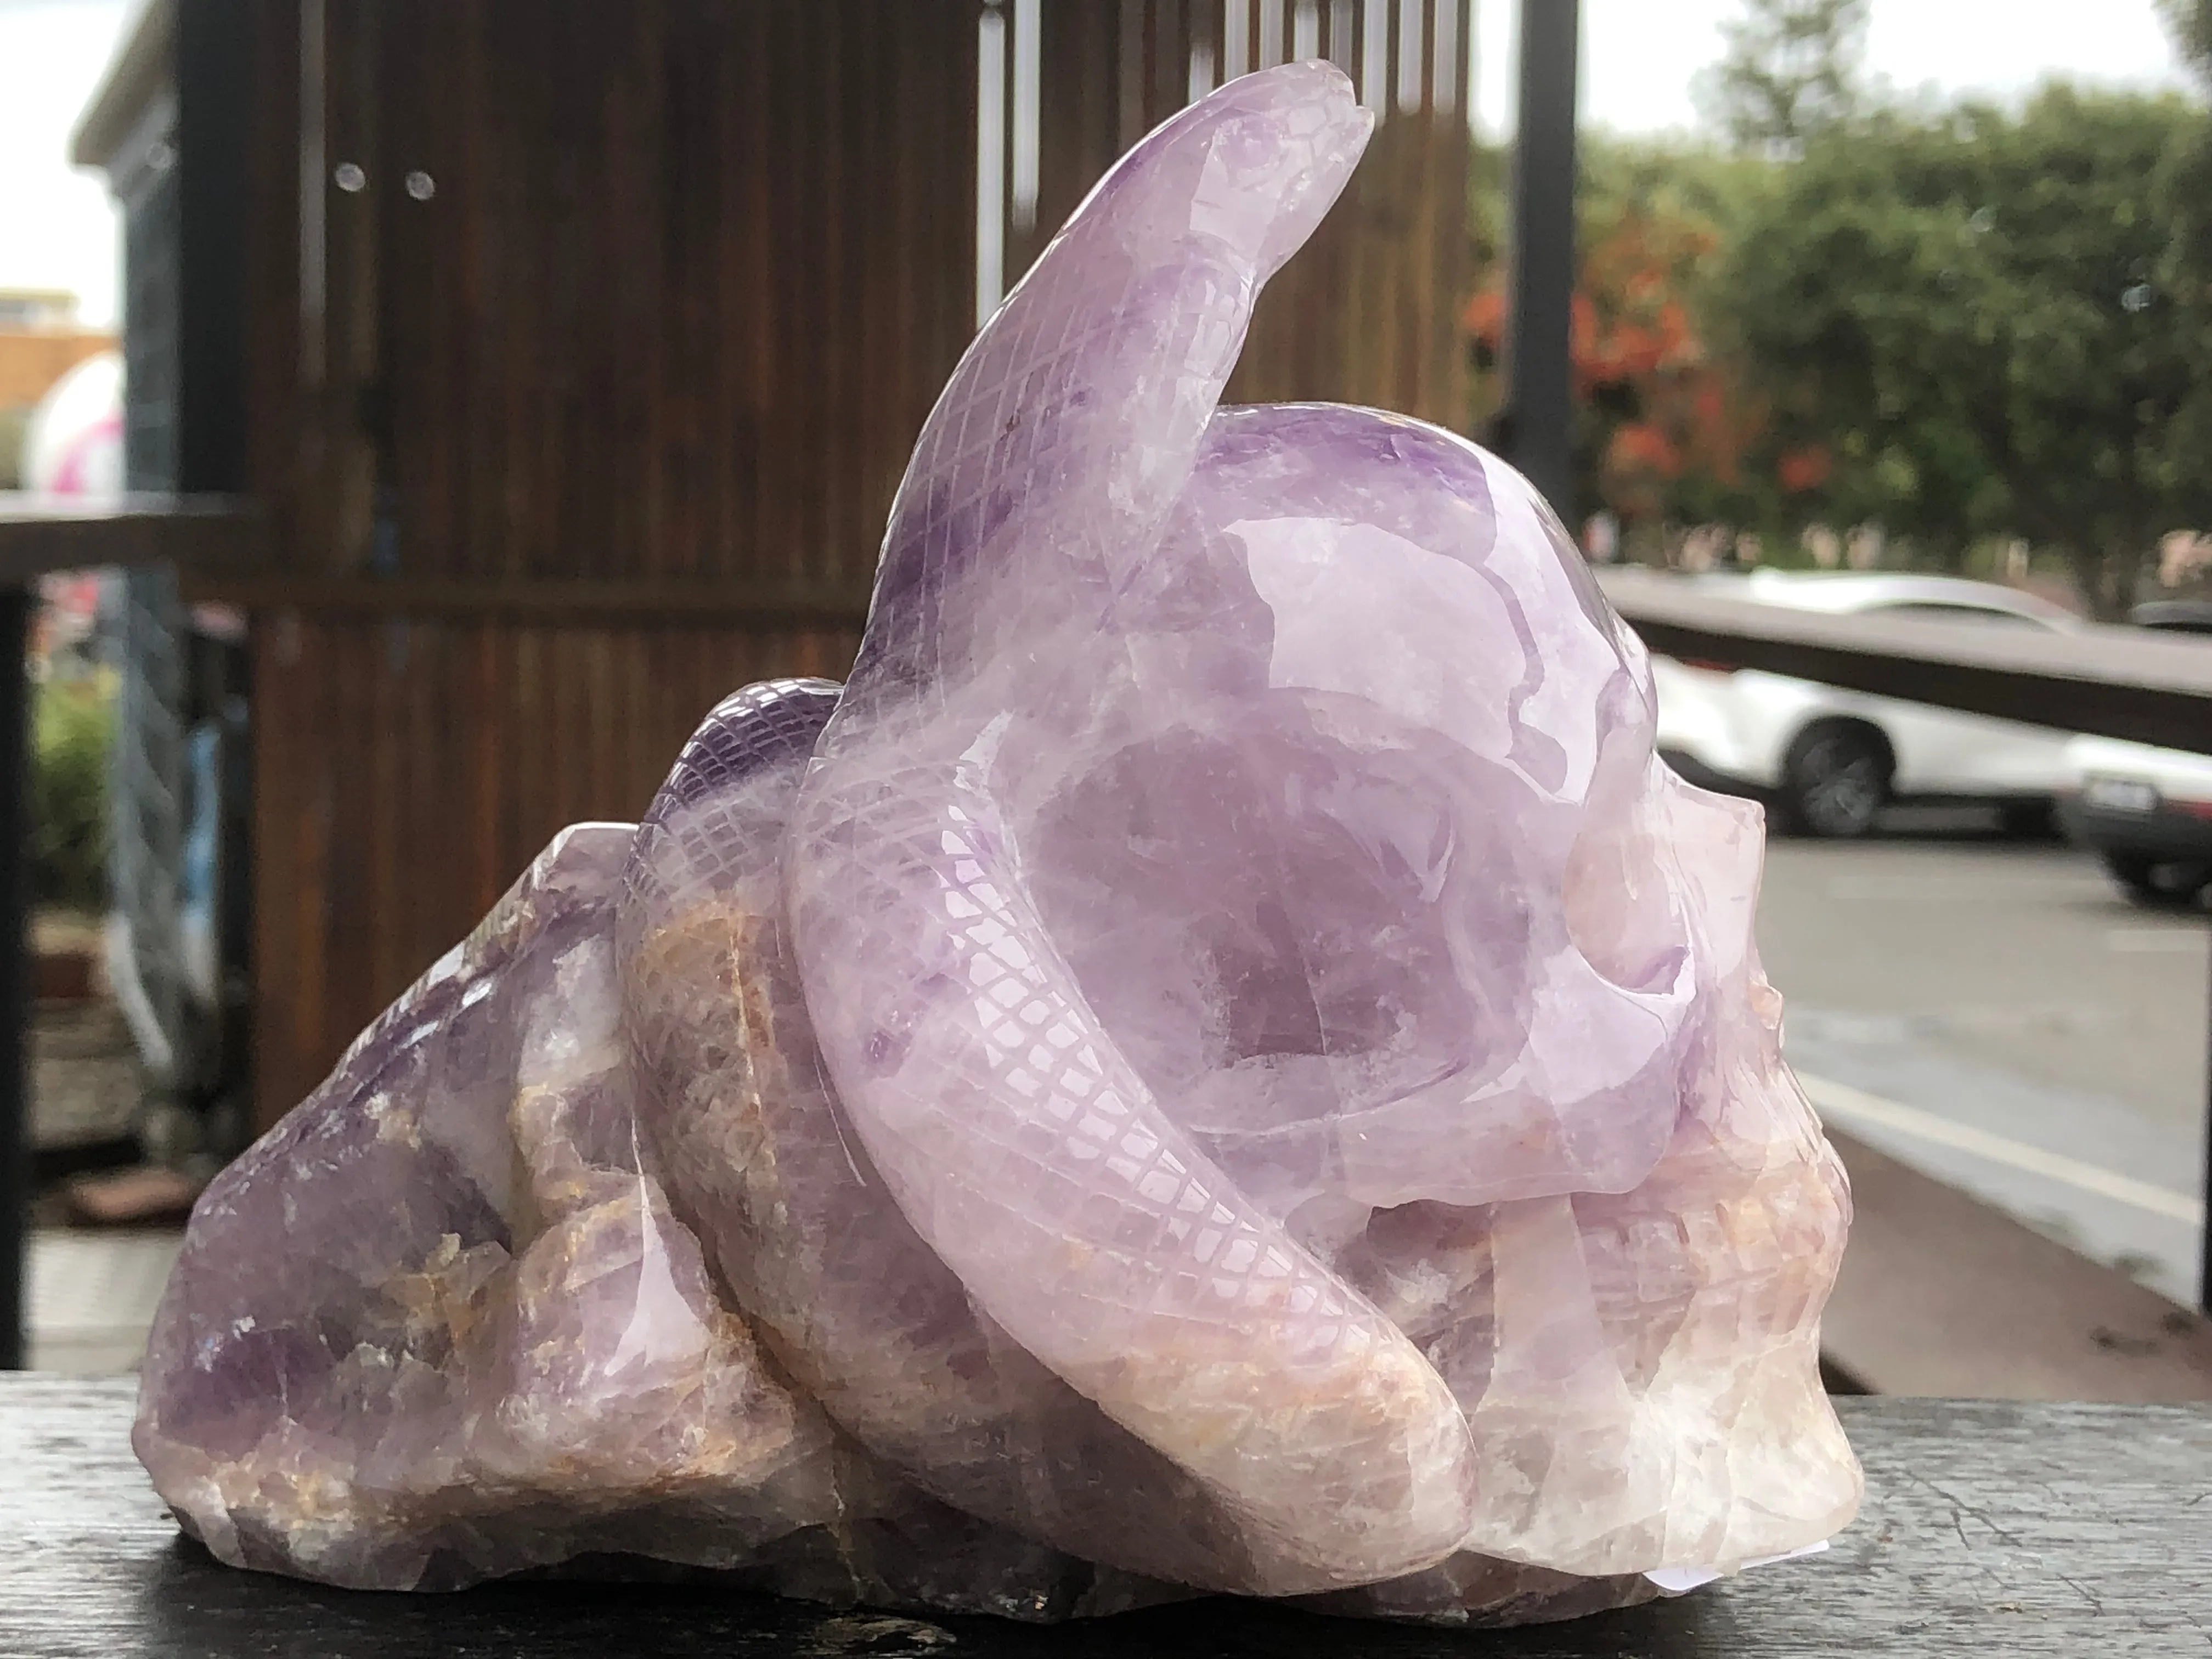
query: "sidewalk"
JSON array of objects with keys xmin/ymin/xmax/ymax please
[{"xmin": 26, "ymin": 1228, "xmax": 179, "ymax": 1372}]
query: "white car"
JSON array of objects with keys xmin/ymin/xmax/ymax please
[
  {"xmin": 2059, "ymin": 735, "xmax": 2212, "ymax": 906},
  {"xmin": 1650, "ymin": 570, "xmax": 2084, "ymax": 837}
]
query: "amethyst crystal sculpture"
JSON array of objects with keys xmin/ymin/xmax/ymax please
[{"xmin": 137, "ymin": 64, "xmax": 1860, "ymax": 1626}]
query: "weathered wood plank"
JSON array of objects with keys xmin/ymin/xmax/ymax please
[
  {"xmin": 1823, "ymin": 1130, "xmax": 2212, "ymax": 1401},
  {"xmin": 3, "ymin": 1378, "xmax": 2208, "ymax": 1656}
]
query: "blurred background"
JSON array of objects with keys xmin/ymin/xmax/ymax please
[{"xmin": 0, "ymin": 0, "xmax": 2207, "ymax": 1399}]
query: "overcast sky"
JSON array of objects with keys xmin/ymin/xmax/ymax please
[
  {"xmin": 0, "ymin": 0, "xmax": 133, "ymax": 327},
  {"xmin": 0, "ymin": 0, "xmax": 2200, "ymax": 330},
  {"xmin": 1478, "ymin": 0, "xmax": 2196, "ymax": 136}
]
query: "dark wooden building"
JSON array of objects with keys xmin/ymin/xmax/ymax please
[{"xmin": 76, "ymin": 0, "xmax": 1477, "ymax": 1128}]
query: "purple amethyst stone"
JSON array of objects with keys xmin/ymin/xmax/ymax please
[{"xmin": 134, "ymin": 63, "xmax": 1858, "ymax": 1626}]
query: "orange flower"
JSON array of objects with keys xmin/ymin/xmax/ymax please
[
  {"xmin": 1461, "ymin": 289, "xmax": 1506, "ymax": 343},
  {"xmin": 1778, "ymin": 447, "xmax": 1833, "ymax": 493},
  {"xmin": 1611, "ymin": 422, "xmax": 1682, "ymax": 476}
]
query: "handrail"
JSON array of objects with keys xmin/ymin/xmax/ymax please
[
  {"xmin": 177, "ymin": 574, "xmax": 875, "ymax": 627},
  {"xmin": 0, "ymin": 496, "xmax": 881, "ymax": 625},
  {"xmin": 1598, "ymin": 567, "xmax": 2212, "ymax": 758},
  {"xmin": 0, "ymin": 494, "xmax": 270, "ymax": 586}
]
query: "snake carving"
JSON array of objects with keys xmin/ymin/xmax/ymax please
[{"xmin": 136, "ymin": 63, "xmax": 1860, "ymax": 1626}]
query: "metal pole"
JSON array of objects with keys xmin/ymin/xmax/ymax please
[
  {"xmin": 1503, "ymin": 0, "xmax": 1579, "ymax": 518},
  {"xmin": 0, "ymin": 588, "xmax": 32, "ymax": 1369},
  {"xmin": 2202, "ymin": 956, "xmax": 2211, "ymax": 1314}
]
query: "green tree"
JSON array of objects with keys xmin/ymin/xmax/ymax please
[
  {"xmin": 2162, "ymin": 0, "xmax": 2212, "ymax": 65},
  {"xmin": 1723, "ymin": 88, "xmax": 2203, "ymax": 614},
  {"xmin": 1465, "ymin": 137, "xmax": 1791, "ymax": 543},
  {"xmin": 1696, "ymin": 0, "xmax": 1870, "ymax": 154}
]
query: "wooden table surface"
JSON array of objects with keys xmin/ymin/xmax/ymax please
[{"xmin": 4, "ymin": 1378, "xmax": 2209, "ymax": 1657}]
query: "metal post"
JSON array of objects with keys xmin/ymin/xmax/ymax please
[
  {"xmin": 1502, "ymin": 0, "xmax": 1579, "ymax": 517},
  {"xmin": 0, "ymin": 588, "xmax": 32, "ymax": 1369},
  {"xmin": 2202, "ymin": 964, "xmax": 2211, "ymax": 1314},
  {"xmin": 177, "ymin": 0, "xmax": 252, "ymax": 496}
]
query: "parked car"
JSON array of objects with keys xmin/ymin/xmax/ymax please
[
  {"xmin": 2058, "ymin": 603, "xmax": 2212, "ymax": 905},
  {"xmin": 1650, "ymin": 570, "xmax": 2083, "ymax": 837},
  {"xmin": 2127, "ymin": 597, "xmax": 2212, "ymax": 635},
  {"xmin": 2059, "ymin": 737, "xmax": 2212, "ymax": 906}
]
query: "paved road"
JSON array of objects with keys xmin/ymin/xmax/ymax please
[{"xmin": 1757, "ymin": 816, "xmax": 2210, "ymax": 1305}]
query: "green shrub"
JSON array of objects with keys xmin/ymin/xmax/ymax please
[{"xmin": 31, "ymin": 672, "xmax": 113, "ymax": 910}]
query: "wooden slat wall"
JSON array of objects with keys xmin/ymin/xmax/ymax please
[
  {"xmin": 250, "ymin": 618, "xmax": 861, "ymax": 1113},
  {"xmin": 239, "ymin": 2, "xmax": 973, "ymax": 1121},
  {"xmin": 233, "ymin": 1, "xmax": 1471, "ymax": 1125},
  {"xmin": 353, "ymin": 0, "xmax": 973, "ymax": 601}
]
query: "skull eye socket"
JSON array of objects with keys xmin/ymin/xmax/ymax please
[{"xmin": 1024, "ymin": 717, "xmax": 1537, "ymax": 1143}]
